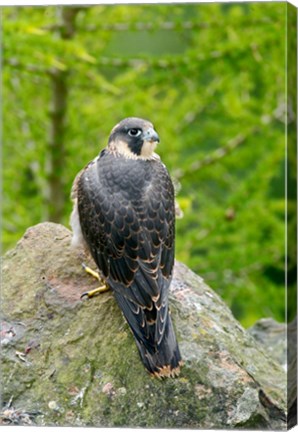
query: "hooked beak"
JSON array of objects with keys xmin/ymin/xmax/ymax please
[{"xmin": 142, "ymin": 127, "xmax": 160, "ymax": 144}]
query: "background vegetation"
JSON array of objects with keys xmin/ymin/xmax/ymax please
[{"xmin": 3, "ymin": 2, "xmax": 295, "ymax": 327}]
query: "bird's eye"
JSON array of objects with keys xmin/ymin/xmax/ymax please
[{"xmin": 128, "ymin": 128, "xmax": 141, "ymax": 137}]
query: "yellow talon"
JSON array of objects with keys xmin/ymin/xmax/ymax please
[
  {"xmin": 80, "ymin": 285, "xmax": 110, "ymax": 299},
  {"xmin": 82, "ymin": 263, "xmax": 102, "ymax": 281},
  {"xmin": 80, "ymin": 263, "xmax": 110, "ymax": 299}
]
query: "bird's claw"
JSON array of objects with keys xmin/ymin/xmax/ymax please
[
  {"xmin": 80, "ymin": 291, "xmax": 91, "ymax": 300},
  {"xmin": 80, "ymin": 285, "xmax": 110, "ymax": 300},
  {"xmin": 80, "ymin": 263, "xmax": 110, "ymax": 299}
]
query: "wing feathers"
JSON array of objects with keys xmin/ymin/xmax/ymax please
[{"xmin": 77, "ymin": 151, "xmax": 180, "ymax": 374}]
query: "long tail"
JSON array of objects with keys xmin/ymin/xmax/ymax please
[
  {"xmin": 113, "ymin": 288, "xmax": 182, "ymax": 377},
  {"xmin": 135, "ymin": 314, "xmax": 182, "ymax": 378}
]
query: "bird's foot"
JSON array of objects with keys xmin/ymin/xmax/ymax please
[
  {"xmin": 80, "ymin": 263, "xmax": 110, "ymax": 299},
  {"xmin": 80, "ymin": 285, "xmax": 110, "ymax": 299},
  {"xmin": 82, "ymin": 263, "xmax": 102, "ymax": 281}
]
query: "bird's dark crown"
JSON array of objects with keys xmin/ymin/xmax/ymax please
[{"xmin": 108, "ymin": 117, "xmax": 160, "ymax": 159}]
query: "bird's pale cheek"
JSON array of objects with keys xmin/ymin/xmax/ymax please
[
  {"xmin": 141, "ymin": 140, "xmax": 157, "ymax": 158},
  {"xmin": 110, "ymin": 139, "xmax": 137, "ymax": 158}
]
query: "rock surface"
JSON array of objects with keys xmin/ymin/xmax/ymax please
[
  {"xmin": 248, "ymin": 318, "xmax": 287, "ymax": 370},
  {"xmin": 1, "ymin": 222, "xmax": 287, "ymax": 428}
]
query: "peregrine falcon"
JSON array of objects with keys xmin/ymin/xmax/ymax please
[{"xmin": 70, "ymin": 117, "xmax": 182, "ymax": 378}]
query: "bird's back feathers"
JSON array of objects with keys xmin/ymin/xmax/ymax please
[{"xmin": 76, "ymin": 149, "xmax": 182, "ymax": 376}]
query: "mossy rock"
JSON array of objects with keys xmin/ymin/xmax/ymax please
[{"xmin": 1, "ymin": 223, "xmax": 287, "ymax": 428}]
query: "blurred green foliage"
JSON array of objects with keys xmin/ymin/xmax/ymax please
[{"xmin": 3, "ymin": 3, "xmax": 294, "ymax": 327}]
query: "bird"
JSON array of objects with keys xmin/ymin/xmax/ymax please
[{"xmin": 70, "ymin": 117, "xmax": 182, "ymax": 378}]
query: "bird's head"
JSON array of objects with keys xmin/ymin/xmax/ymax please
[{"xmin": 108, "ymin": 117, "xmax": 160, "ymax": 160}]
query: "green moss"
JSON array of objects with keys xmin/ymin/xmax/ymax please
[{"xmin": 1, "ymin": 224, "xmax": 287, "ymax": 428}]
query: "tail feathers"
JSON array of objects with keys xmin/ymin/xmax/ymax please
[
  {"xmin": 112, "ymin": 289, "xmax": 182, "ymax": 377},
  {"xmin": 135, "ymin": 315, "xmax": 182, "ymax": 378}
]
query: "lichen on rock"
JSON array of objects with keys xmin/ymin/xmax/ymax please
[{"xmin": 1, "ymin": 222, "xmax": 287, "ymax": 428}]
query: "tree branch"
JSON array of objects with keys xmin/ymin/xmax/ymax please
[
  {"xmin": 75, "ymin": 17, "xmax": 275, "ymax": 33},
  {"xmin": 4, "ymin": 58, "xmax": 48, "ymax": 74},
  {"xmin": 173, "ymin": 127, "xmax": 259, "ymax": 180}
]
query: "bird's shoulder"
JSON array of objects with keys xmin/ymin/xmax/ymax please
[
  {"xmin": 78, "ymin": 148, "xmax": 169, "ymax": 195},
  {"xmin": 71, "ymin": 153, "xmax": 101, "ymax": 200}
]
